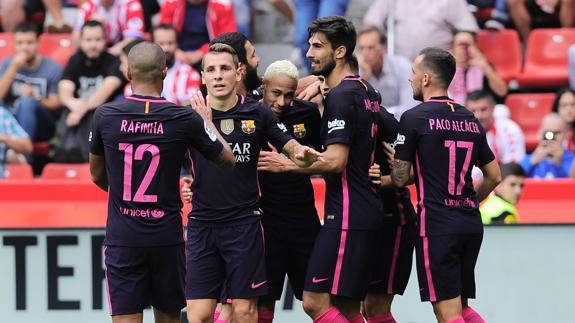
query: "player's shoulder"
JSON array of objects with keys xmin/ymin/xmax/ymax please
[
  {"xmin": 379, "ymin": 107, "xmax": 398, "ymax": 124},
  {"xmin": 291, "ymin": 98, "xmax": 319, "ymax": 115}
]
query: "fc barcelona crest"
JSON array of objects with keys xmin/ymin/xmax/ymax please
[
  {"xmin": 220, "ymin": 119, "xmax": 234, "ymax": 135},
  {"xmin": 293, "ymin": 123, "xmax": 306, "ymax": 138},
  {"xmin": 241, "ymin": 120, "xmax": 256, "ymax": 134}
]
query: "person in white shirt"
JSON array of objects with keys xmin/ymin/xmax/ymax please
[
  {"xmin": 466, "ymin": 90, "xmax": 526, "ymax": 164},
  {"xmin": 356, "ymin": 26, "xmax": 417, "ymax": 120}
]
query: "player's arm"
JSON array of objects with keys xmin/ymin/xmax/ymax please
[
  {"xmin": 475, "ymin": 159, "xmax": 501, "ymax": 202},
  {"xmin": 259, "ymin": 143, "xmax": 347, "ymax": 174},
  {"xmin": 280, "ymin": 139, "xmax": 323, "ymax": 168},
  {"xmin": 390, "ymin": 159, "xmax": 413, "ymax": 188},
  {"xmin": 89, "ymin": 153, "xmax": 108, "ymax": 191}
]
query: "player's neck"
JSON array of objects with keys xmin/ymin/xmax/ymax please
[
  {"xmin": 326, "ymin": 63, "xmax": 355, "ymax": 89},
  {"xmin": 210, "ymin": 93, "xmax": 239, "ymax": 112},
  {"xmin": 236, "ymin": 81, "xmax": 247, "ymax": 96},
  {"xmin": 423, "ymin": 88, "xmax": 449, "ymax": 101},
  {"xmin": 131, "ymin": 84, "xmax": 163, "ymax": 98}
]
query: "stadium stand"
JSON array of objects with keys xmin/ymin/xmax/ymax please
[
  {"xmin": 476, "ymin": 29, "xmax": 522, "ymax": 83},
  {"xmin": 38, "ymin": 33, "xmax": 75, "ymax": 67},
  {"xmin": 505, "ymin": 93, "xmax": 555, "ymax": 151},
  {"xmin": 3, "ymin": 163, "xmax": 34, "ymax": 179},
  {"xmin": 0, "ymin": 33, "xmax": 14, "ymax": 60},
  {"xmin": 40, "ymin": 162, "xmax": 91, "ymax": 179}
]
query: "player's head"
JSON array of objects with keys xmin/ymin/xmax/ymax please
[
  {"xmin": 211, "ymin": 32, "xmax": 261, "ymax": 91},
  {"xmin": 466, "ymin": 90, "xmax": 496, "ymax": 131},
  {"xmin": 410, "ymin": 47, "xmax": 456, "ymax": 101},
  {"xmin": 127, "ymin": 42, "xmax": 167, "ymax": 88},
  {"xmin": 262, "ymin": 60, "xmax": 299, "ymax": 115},
  {"xmin": 13, "ymin": 22, "xmax": 40, "ymax": 64},
  {"xmin": 120, "ymin": 39, "xmax": 145, "ymax": 79},
  {"xmin": 201, "ymin": 43, "xmax": 242, "ymax": 100},
  {"xmin": 357, "ymin": 26, "xmax": 387, "ymax": 71},
  {"xmin": 306, "ymin": 16, "xmax": 357, "ymax": 77},
  {"xmin": 80, "ymin": 20, "xmax": 107, "ymax": 59},
  {"xmin": 495, "ymin": 162, "xmax": 525, "ymax": 205},
  {"xmin": 152, "ymin": 24, "xmax": 179, "ymax": 68}
]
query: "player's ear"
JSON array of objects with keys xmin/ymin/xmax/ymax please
[
  {"xmin": 335, "ymin": 45, "xmax": 346, "ymax": 60},
  {"xmin": 127, "ymin": 67, "xmax": 132, "ymax": 82},
  {"xmin": 422, "ymin": 73, "xmax": 430, "ymax": 87},
  {"xmin": 235, "ymin": 63, "xmax": 242, "ymax": 82},
  {"xmin": 201, "ymin": 71, "xmax": 206, "ymax": 85},
  {"xmin": 162, "ymin": 66, "xmax": 168, "ymax": 80}
]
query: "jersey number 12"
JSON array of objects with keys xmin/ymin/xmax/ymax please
[
  {"xmin": 444, "ymin": 140, "xmax": 474, "ymax": 196},
  {"xmin": 119, "ymin": 143, "xmax": 160, "ymax": 202}
]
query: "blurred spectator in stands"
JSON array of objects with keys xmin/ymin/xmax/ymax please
[
  {"xmin": 363, "ymin": 0, "xmax": 478, "ymax": 61},
  {"xmin": 152, "ymin": 24, "xmax": 201, "ymax": 105},
  {"xmin": 569, "ymin": 44, "xmax": 575, "ymax": 90},
  {"xmin": 0, "ymin": 22, "xmax": 62, "ymax": 145},
  {"xmin": 1, "ymin": 0, "xmax": 71, "ymax": 33},
  {"xmin": 293, "ymin": 0, "xmax": 349, "ymax": 71},
  {"xmin": 467, "ymin": 90, "xmax": 526, "ymax": 163},
  {"xmin": 508, "ymin": 0, "xmax": 575, "ymax": 41},
  {"xmin": 449, "ymin": 32, "xmax": 508, "ymax": 105},
  {"xmin": 74, "ymin": 0, "xmax": 145, "ymax": 56},
  {"xmin": 141, "ymin": 0, "xmax": 160, "ymax": 32},
  {"xmin": 55, "ymin": 20, "xmax": 122, "ymax": 162},
  {"xmin": 467, "ymin": 0, "xmax": 511, "ymax": 30},
  {"xmin": 356, "ymin": 26, "xmax": 416, "ymax": 120},
  {"xmin": 0, "ymin": 105, "xmax": 32, "ymax": 178},
  {"xmin": 159, "ymin": 0, "xmax": 237, "ymax": 70},
  {"xmin": 210, "ymin": 32, "xmax": 261, "ymax": 96},
  {"xmin": 552, "ymin": 88, "xmax": 575, "ymax": 151},
  {"xmin": 520, "ymin": 112, "xmax": 575, "ymax": 178},
  {"xmin": 480, "ymin": 162, "xmax": 525, "ymax": 224}
]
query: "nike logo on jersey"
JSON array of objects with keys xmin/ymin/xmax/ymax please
[
  {"xmin": 251, "ymin": 280, "xmax": 267, "ymax": 289},
  {"xmin": 312, "ymin": 277, "xmax": 329, "ymax": 284}
]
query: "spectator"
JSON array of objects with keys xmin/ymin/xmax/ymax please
[
  {"xmin": 449, "ymin": 32, "xmax": 508, "ymax": 104},
  {"xmin": 363, "ymin": 0, "xmax": 479, "ymax": 61},
  {"xmin": 466, "ymin": 90, "xmax": 526, "ymax": 164},
  {"xmin": 468, "ymin": 0, "xmax": 511, "ymax": 30},
  {"xmin": 480, "ymin": 162, "xmax": 526, "ymax": 224},
  {"xmin": 508, "ymin": 0, "xmax": 575, "ymax": 41},
  {"xmin": 520, "ymin": 112, "xmax": 575, "ymax": 178},
  {"xmin": 74, "ymin": 0, "xmax": 145, "ymax": 56},
  {"xmin": 552, "ymin": 87, "xmax": 575, "ymax": 151},
  {"xmin": 0, "ymin": 22, "xmax": 62, "ymax": 145},
  {"xmin": 152, "ymin": 24, "xmax": 201, "ymax": 105},
  {"xmin": 570, "ymin": 44, "xmax": 575, "ymax": 90},
  {"xmin": 56, "ymin": 20, "xmax": 123, "ymax": 162},
  {"xmin": 1, "ymin": 0, "xmax": 71, "ymax": 33},
  {"xmin": 356, "ymin": 26, "xmax": 417, "ymax": 120},
  {"xmin": 292, "ymin": 0, "xmax": 350, "ymax": 71},
  {"xmin": 0, "ymin": 105, "xmax": 32, "ymax": 178},
  {"xmin": 159, "ymin": 0, "xmax": 237, "ymax": 69}
]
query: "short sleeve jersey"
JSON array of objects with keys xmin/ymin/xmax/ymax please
[
  {"xmin": 394, "ymin": 97, "xmax": 495, "ymax": 236},
  {"xmin": 188, "ymin": 95, "xmax": 293, "ymax": 226},
  {"xmin": 90, "ymin": 95, "xmax": 224, "ymax": 246},
  {"xmin": 258, "ymin": 99, "xmax": 322, "ymax": 229},
  {"xmin": 321, "ymin": 76, "xmax": 383, "ymax": 230},
  {"xmin": 376, "ymin": 108, "xmax": 416, "ymax": 226}
]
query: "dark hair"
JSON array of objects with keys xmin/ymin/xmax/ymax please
[
  {"xmin": 358, "ymin": 26, "xmax": 387, "ymax": 45},
  {"xmin": 202, "ymin": 43, "xmax": 239, "ymax": 70},
  {"xmin": 152, "ymin": 24, "xmax": 178, "ymax": 41},
  {"xmin": 122, "ymin": 39, "xmax": 146, "ymax": 56},
  {"xmin": 210, "ymin": 32, "xmax": 249, "ymax": 65},
  {"xmin": 308, "ymin": 16, "xmax": 357, "ymax": 63},
  {"xmin": 418, "ymin": 47, "xmax": 456, "ymax": 89},
  {"xmin": 80, "ymin": 20, "xmax": 105, "ymax": 36},
  {"xmin": 500, "ymin": 162, "xmax": 526, "ymax": 179},
  {"xmin": 14, "ymin": 22, "xmax": 39, "ymax": 37},
  {"xmin": 466, "ymin": 90, "xmax": 495, "ymax": 104}
]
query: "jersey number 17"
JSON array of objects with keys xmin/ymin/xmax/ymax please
[{"xmin": 444, "ymin": 140, "xmax": 474, "ymax": 196}]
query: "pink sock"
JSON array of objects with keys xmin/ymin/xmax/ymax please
[
  {"xmin": 314, "ymin": 307, "xmax": 349, "ymax": 323},
  {"xmin": 349, "ymin": 314, "xmax": 365, "ymax": 323},
  {"xmin": 462, "ymin": 306, "xmax": 486, "ymax": 323},
  {"xmin": 368, "ymin": 313, "xmax": 396, "ymax": 323},
  {"xmin": 446, "ymin": 317, "xmax": 465, "ymax": 323},
  {"xmin": 258, "ymin": 309, "xmax": 274, "ymax": 323},
  {"xmin": 214, "ymin": 310, "xmax": 220, "ymax": 320}
]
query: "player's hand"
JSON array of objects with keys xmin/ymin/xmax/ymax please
[
  {"xmin": 369, "ymin": 163, "xmax": 382, "ymax": 186},
  {"xmin": 180, "ymin": 177, "xmax": 193, "ymax": 203},
  {"xmin": 293, "ymin": 145, "xmax": 324, "ymax": 167},
  {"xmin": 258, "ymin": 150, "xmax": 293, "ymax": 173},
  {"xmin": 298, "ymin": 79, "xmax": 322, "ymax": 101},
  {"xmin": 190, "ymin": 91, "xmax": 212, "ymax": 121},
  {"xmin": 383, "ymin": 142, "xmax": 395, "ymax": 166}
]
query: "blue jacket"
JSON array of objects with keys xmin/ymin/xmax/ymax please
[{"xmin": 520, "ymin": 150, "xmax": 575, "ymax": 178}]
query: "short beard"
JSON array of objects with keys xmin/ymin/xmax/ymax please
[
  {"xmin": 244, "ymin": 66, "xmax": 262, "ymax": 91},
  {"xmin": 311, "ymin": 57, "xmax": 336, "ymax": 77}
]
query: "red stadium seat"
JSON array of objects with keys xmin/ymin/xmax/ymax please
[
  {"xmin": 476, "ymin": 29, "xmax": 522, "ymax": 83},
  {"xmin": 0, "ymin": 33, "xmax": 14, "ymax": 60},
  {"xmin": 505, "ymin": 93, "xmax": 555, "ymax": 151},
  {"xmin": 3, "ymin": 163, "xmax": 34, "ymax": 179},
  {"xmin": 38, "ymin": 33, "xmax": 76, "ymax": 67},
  {"xmin": 515, "ymin": 28, "xmax": 575, "ymax": 88},
  {"xmin": 41, "ymin": 163, "xmax": 91, "ymax": 180}
]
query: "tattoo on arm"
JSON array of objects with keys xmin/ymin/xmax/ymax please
[
  {"xmin": 281, "ymin": 139, "xmax": 298, "ymax": 160},
  {"xmin": 391, "ymin": 159, "xmax": 412, "ymax": 188}
]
